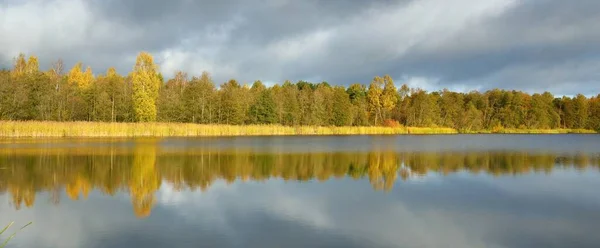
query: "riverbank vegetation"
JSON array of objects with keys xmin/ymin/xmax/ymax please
[
  {"xmin": 0, "ymin": 121, "xmax": 459, "ymax": 137},
  {"xmin": 0, "ymin": 52, "xmax": 598, "ymax": 136},
  {"xmin": 0, "ymin": 121, "xmax": 594, "ymax": 137}
]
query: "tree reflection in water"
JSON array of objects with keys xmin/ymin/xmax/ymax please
[{"xmin": 0, "ymin": 139, "xmax": 598, "ymax": 218}]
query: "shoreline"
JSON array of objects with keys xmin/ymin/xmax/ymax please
[{"xmin": 0, "ymin": 121, "xmax": 595, "ymax": 137}]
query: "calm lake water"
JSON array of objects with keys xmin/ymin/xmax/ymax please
[{"xmin": 1, "ymin": 135, "xmax": 599, "ymax": 248}]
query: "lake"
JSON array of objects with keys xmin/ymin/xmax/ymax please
[{"xmin": 1, "ymin": 135, "xmax": 599, "ymax": 248}]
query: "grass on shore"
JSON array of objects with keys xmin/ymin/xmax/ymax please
[
  {"xmin": 466, "ymin": 128, "xmax": 597, "ymax": 134},
  {"xmin": 0, "ymin": 121, "xmax": 458, "ymax": 137},
  {"xmin": 0, "ymin": 121, "xmax": 595, "ymax": 137}
]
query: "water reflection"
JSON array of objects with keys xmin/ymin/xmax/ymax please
[{"xmin": 1, "ymin": 138, "xmax": 598, "ymax": 218}]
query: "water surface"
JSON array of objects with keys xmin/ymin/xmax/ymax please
[{"xmin": 1, "ymin": 135, "xmax": 599, "ymax": 248}]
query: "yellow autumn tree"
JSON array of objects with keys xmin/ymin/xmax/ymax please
[
  {"xmin": 381, "ymin": 75, "xmax": 398, "ymax": 120},
  {"xmin": 68, "ymin": 63, "xmax": 84, "ymax": 87},
  {"xmin": 106, "ymin": 67, "xmax": 118, "ymax": 78},
  {"xmin": 68, "ymin": 63, "xmax": 93, "ymax": 89},
  {"xmin": 67, "ymin": 63, "xmax": 94, "ymax": 120},
  {"xmin": 131, "ymin": 52, "xmax": 161, "ymax": 122},
  {"xmin": 83, "ymin": 66, "xmax": 93, "ymax": 89},
  {"xmin": 25, "ymin": 55, "xmax": 39, "ymax": 74},
  {"xmin": 367, "ymin": 76, "xmax": 384, "ymax": 125},
  {"xmin": 12, "ymin": 53, "xmax": 27, "ymax": 77}
]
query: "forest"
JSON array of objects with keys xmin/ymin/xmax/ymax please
[{"xmin": 1, "ymin": 52, "xmax": 599, "ymax": 132}]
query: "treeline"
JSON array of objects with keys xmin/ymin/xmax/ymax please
[
  {"xmin": 2, "ymin": 148, "xmax": 599, "ymax": 217},
  {"xmin": 1, "ymin": 53, "xmax": 599, "ymax": 131}
]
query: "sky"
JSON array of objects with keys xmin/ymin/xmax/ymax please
[{"xmin": 1, "ymin": 0, "xmax": 599, "ymax": 95}]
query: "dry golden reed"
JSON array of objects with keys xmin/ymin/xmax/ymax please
[
  {"xmin": 0, "ymin": 121, "xmax": 458, "ymax": 137},
  {"xmin": 0, "ymin": 121, "xmax": 594, "ymax": 137}
]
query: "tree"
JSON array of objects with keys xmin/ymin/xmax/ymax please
[
  {"xmin": 131, "ymin": 52, "xmax": 161, "ymax": 122},
  {"xmin": 483, "ymin": 89, "xmax": 506, "ymax": 129},
  {"xmin": 183, "ymin": 72, "xmax": 216, "ymax": 123},
  {"xmin": 67, "ymin": 63, "xmax": 94, "ymax": 120},
  {"xmin": 0, "ymin": 70, "xmax": 13, "ymax": 119},
  {"xmin": 439, "ymin": 89, "xmax": 464, "ymax": 129},
  {"xmin": 297, "ymin": 85, "xmax": 314, "ymax": 125},
  {"xmin": 5, "ymin": 55, "xmax": 53, "ymax": 120},
  {"xmin": 459, "ymin": 102, "xmax": 483, "ymax": 132},
  {"xmin": 395, "ymin": 84, "xmax": 411, "ymax": 125},
  {"xmin": 103, "ymin": 68, "xmax": 128, "ymax": 122},
  {"xmin": 559, "ymin": 96, "xmax": 575, "ymax": 128},
  {"xmin": 312, "ymin": 83, "xmax": 333, "ymax": 125},
  {"xmin": 46, "ymin": 59, "xmax": 68, "ymax": 121},
  {"xmin": 332, "ymin": 86, "xmax": 352, "ymax": 126},
  {"xmin": 526, "ymin": 92, "xmax": 559, "ymax": 129},
  {"xmin": 407, "ymin": 89, "xmax": 440, "ymax": 127},
  {"xmin": 24, "ymin": 69, "xmax": 53, "ymax": 120},
  {"xmin": 271, "ymin": 84, "xmax": 284, "ymax": 124},
  {"xmin": 25, "ymin": 56, "xmax": 39, "ymax": 74},
  {"xmin": 587, "ymin": 94, "xmax": 600, "ymax": 131},
  {"xmin": 219, "ymin": 79, "xmax": 245, "ymax": 125},
  {"xmin": 157, "ymin": 71, "xmax": 187, "ymax": 122},
  {"xmin": 528, "ymin": 93, "xmax": 551, "ymax": 128},
  {"xmin": 91, "ymin": 75, "xmax": 112, "ymax": 122},
  {"xmin": 502, "ymin": 91, "xmax": 529, "ymax": 128},
  {"xmin": 68, "ymin": 63, "xmax": 93, "ymax": 89},
  {"xmin": 367, "ymin": 76, "xmax": 384, "ymax": 125},
  {"xmin": 347, "ymin": 83, "xmax": 369, "ymax": 126},
  {"xmin": 572, "ymin": 94, "xmax": 589, "ymax": 129},
  {"xmin": 248, "ymin": 89, "xmax": 277, "ymax": 124},
  {"xmin": 12, "ymin": 53, "xmax": 27, "ymax": 77},
  {"xmin": 542, "ymin": 92, "xmax": 560, "ymax": 128},
  {"xmin": 381, "ymin": 75, "xmax": 398, "ymax": 121},
  {"xmin": 282, "ymin": 81, "xmax": 300, "ymax": 125}
]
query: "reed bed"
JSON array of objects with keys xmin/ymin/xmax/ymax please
[
  {"xmin": 0, "ymin": 121, "xmax": 458, "ymax": 137},
  {"xmin": 466, "ymin": 128, "xmax": 597, "ymax": 134},
  {"xmin": 495, "ymin": 128, "xmax": 596, "ymax": 134},
  {"xmin": 0, "ymin": 121, "xmax": 594, "ymax": 137}
]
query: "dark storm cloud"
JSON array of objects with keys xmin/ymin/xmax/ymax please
[
  {"xmin": 1, "ymin": 0, "xmax": 599, "ymax": 95},
  {"xmin": 390, "ymin": 0, "xmax": 600, "ymax": 93}
]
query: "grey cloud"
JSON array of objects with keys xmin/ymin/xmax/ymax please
[
  {"xmin": 394, "ymin": 0, "xmax": 600, "ymax": 94},
  {"xmin": 0, "ymin": 0, "xmax": 599, "ymax": 95}
]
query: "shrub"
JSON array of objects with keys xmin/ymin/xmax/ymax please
[
  {"xmin": 492, "ymin": 124, "xmax": 505, "ymax": 133},
  {"xmin": 383, "ymin": 119, "xmax": 402, "ymax": 128}
]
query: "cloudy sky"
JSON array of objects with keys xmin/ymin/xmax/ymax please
[{"xmin": 1, "ymin": 0, "xmax": 599, "ymax": 95}]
